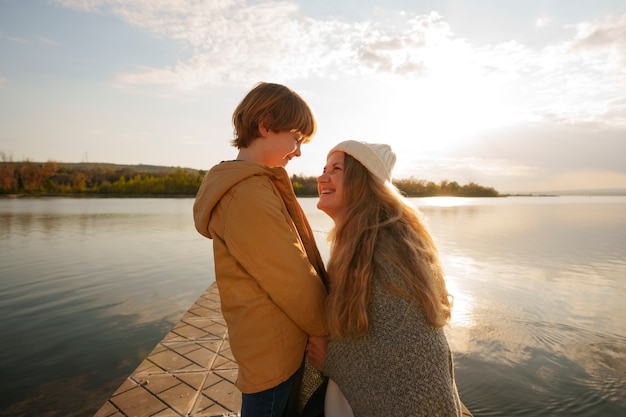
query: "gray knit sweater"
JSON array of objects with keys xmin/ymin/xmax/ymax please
[{"xmin": 323, "ymin": 264, "xmax": 462, "ymax": 417}]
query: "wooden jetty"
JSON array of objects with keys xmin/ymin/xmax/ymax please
[
  {"xmin": 94, "ymin": 283, "xmax": 241, "ymax": 417},
  {"xmin": 94, "ymin": 282, "xmax": 473, "ymax": 417}
]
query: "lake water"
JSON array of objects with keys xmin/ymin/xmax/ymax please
[{"xmin": 0, "ymin": 196, "xmax": 624, "ymax": 417}]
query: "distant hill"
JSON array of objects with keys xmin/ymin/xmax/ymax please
[
  {"xmin": 526, "ymin": 189, "xmax": 626, "ymax": 196},
  {"xmin": 51, "ymin": 162, "xmax": 201, "ymax": 174},
  {"xmin": 1, "ymin": 160, "xmax": 500, "ymax": 197},
  {"xmin": 0, "ymin": 161, "xmax": 205, "ymax": 196}
]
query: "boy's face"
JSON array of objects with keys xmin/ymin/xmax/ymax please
[{"xmin": 264, "ymin": 130, "xmax": 305, "ymax": 167}]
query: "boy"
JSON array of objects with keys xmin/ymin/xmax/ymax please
[{"xmin": 193, "ymin": 82, "xmax": 328, "ymax": 417}]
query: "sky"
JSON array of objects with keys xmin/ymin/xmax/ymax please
[{"xmin": 1, "ymin": 0, "xmax": 625, "ymax": 193}]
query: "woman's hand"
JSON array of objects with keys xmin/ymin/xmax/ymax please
[{"xmin": 307, "ymin": 336, "xmax": 329, "ymax": 371}]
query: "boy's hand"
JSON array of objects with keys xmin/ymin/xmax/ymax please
[{"xmin": 306, "ymin": 336, "xmax": 329, "ymax": 371}]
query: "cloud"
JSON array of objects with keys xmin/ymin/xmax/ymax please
[
  {"xmin": 569, "ymin": 13, "xmax": 626, "ymax": 50},
  {"xmin": 540, "ymin": 170, "xmax": 626, "ymax": 191},
  {"xmin": 397, "ymin": 155, "xmax": 542, "ymax": 192},
  {"xmin": 52, "ymin": 1, "xmax": 625, "ymax": 132},
  {"xmin": 52, "ymin": 1, "xmax": 468, "ymax": 87},
  {"xmin": 603, "ymin": 97, "xmax": 626, "ymax": 128},
  {"xmin": 353, "ymin": 12, "xmax": 457, "ymax": 76},
  {"xmin": 535, "ymin": 15, "xmax": 551, "ymax": 28},
  {"xmin": 54, "ymin": 0, "xmax": 350, "ymax": 89},
  {"xmin": 0, "ymin": 75, "xmax": 6, "ymax": 88},
  {"xmin": 400, "ymin": 150, "xmax": 626, "ymax": 193},
  {"xmin": 51, "ymin": 0, "xmax": 104, "ymax": 12},
  {"xmin": 0, "ymin": 31, "xmax": 28, "ymax": 43},
  {"xmin": 451, "ymin": 121, "xmax": 626, "ymax": 177},
  {"xmin": 405, "ymin": 155, "xmax": 536, "ymax": 179},
  {"xmin": 35, "ymin": 36, "xmax": 58, "ymax": 45},
  {"xmin": 0, "ymin": 30, "xmax": 57, "ymax": 45},
  {"xmin": 395, "ymin": 113, "xmax": 626, "ymax": 192}
]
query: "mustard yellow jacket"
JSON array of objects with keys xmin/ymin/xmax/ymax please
[{"xmin": 193, "ymin": 160, "xmax": 328, "ymax": 393}]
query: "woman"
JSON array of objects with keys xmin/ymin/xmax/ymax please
[{"xmin": 307, "ymin": 140, "xmax": 469, "ymax": 417}]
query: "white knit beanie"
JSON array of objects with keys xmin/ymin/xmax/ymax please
[{"xmin": 328, "ymin": 140, "xmax": 396, "ymax": 183}]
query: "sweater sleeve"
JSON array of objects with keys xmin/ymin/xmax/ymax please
[{"xmin": 223, "ymin": 177, "xmax": 328, "ymax": 337}]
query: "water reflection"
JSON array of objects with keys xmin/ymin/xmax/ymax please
[
  {"xmin": 1, "ymin": 196, "xmax": 625, "ymax": 416},
  {"xmin": 443, "ymin": 268, "xmax": 476, "ymax": 328},
  {"xmin": 415, "ymin": 197, "xmax": 626, "ymax": 416},
  {"xmin": 303, "ymin": 196, "xmax": 626, "ymax": 416}
]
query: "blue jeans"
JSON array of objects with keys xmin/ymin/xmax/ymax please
[{"xmin": 240, "ymin": 371, "xmax": 297, "ymax": 417}]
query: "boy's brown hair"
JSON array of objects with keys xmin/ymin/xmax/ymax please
[{"xmin": 231, "ymin": 82, "xmax": 317, "ymax": 149}]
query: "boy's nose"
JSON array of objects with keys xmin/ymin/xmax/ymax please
[{"xmin": 293, "ymin": 143, "xmax": 302, "ymax": 157}]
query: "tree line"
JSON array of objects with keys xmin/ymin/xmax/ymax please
[{"xmin": 0, "ymin": 159, "xmax": 499, "ymax": 197}]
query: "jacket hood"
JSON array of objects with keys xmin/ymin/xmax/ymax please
[{"xmin": 193, "ymin": 160, "xmax": 286, "ymax": 238}]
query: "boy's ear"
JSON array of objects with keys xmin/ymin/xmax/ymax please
[
  {"xmin": 258, "ymin": 122, "xmax": 269, "ymax": 137},
  {"xmin": 258, "ymin": 114, "xmax": 271, "ymax": 137}
]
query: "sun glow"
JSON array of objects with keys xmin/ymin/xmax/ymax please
[
  {"xmin": 443, "ymin": 260, "xmax": 478, "ymax": 354},
  {"xmin": 445, "ymin": 274, "xmax": 475, "ymax": 328},
  {"xmin": 382, "ymin": 74, "xmax": 518, "ymax": 154}
]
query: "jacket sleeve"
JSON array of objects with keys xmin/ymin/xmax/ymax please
[
  {"xmin": 193, "ymin": 172, "xmax": 213, "ymax": 238},
  {"xmin": 223, "ymin": 178, "xmax": 328, "ymax": 336}
]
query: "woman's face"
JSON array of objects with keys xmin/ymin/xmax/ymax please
[{"xmin": 317, "ymin": 151, "xmax": 346, "ymax": 221}]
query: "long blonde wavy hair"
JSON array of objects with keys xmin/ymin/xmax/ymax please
[{"xmin": 326, "ymin": 154, "xmax": 452, "ymax": 339}]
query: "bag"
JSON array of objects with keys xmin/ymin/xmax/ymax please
[
  {"xmin": 283, "ymin": 357, "xmax": 327, "ymax": 417},
  {"xmin": 301, "ymin": 376, "xmax": 328, "ymax": 417}
]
